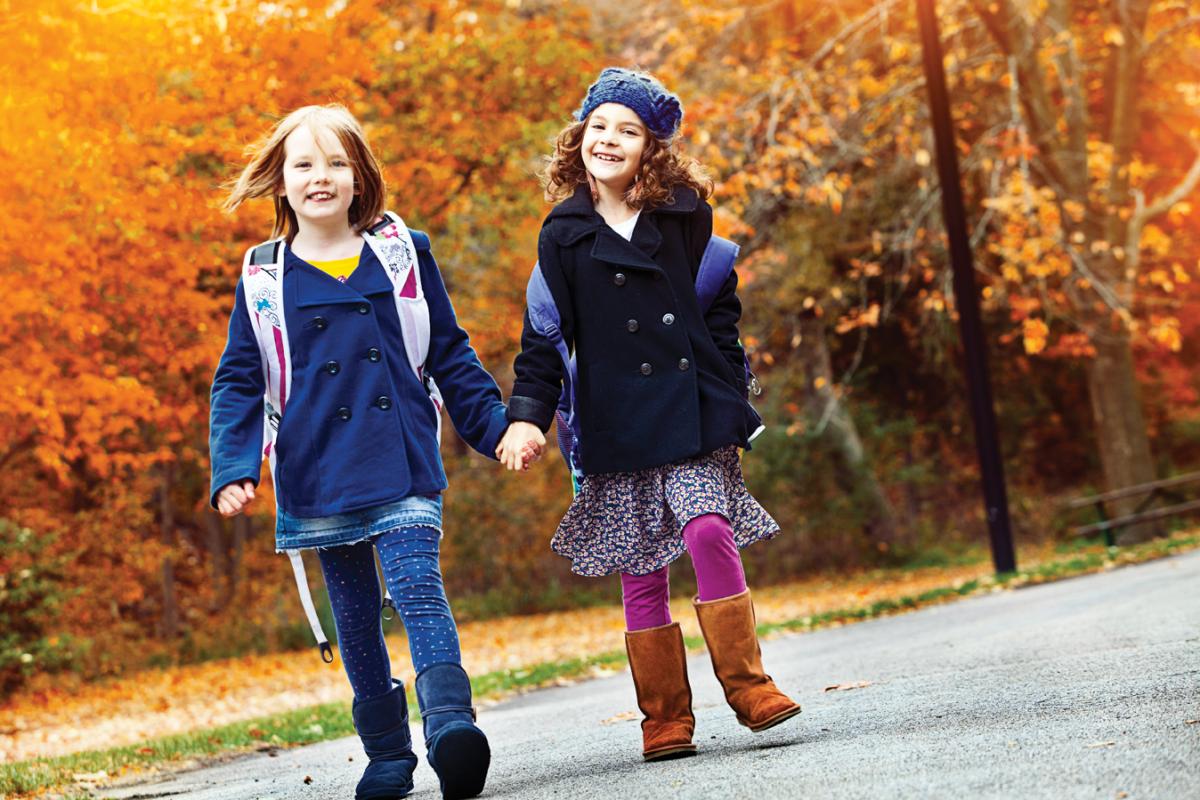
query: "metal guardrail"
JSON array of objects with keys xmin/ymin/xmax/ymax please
[{"xmin": 1063, "ymin": 471, "xmax": 1200, "ymax": 545}]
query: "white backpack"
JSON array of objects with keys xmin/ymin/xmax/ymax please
[{"xmin": 241, "ymin": 212, "xmax": 441, "ymax": 660}]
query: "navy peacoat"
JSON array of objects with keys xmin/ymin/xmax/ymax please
[
  {"xmin": 507, "ymin": 186, "xmax": 761, "ymax": 475},
  {"xmin": 209, "ymin": 231, "xmax": 508, "ymax": 518}
]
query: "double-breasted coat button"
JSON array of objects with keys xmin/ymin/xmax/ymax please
[
  {"xmin": 313, "ymin": 316, "xmax": 328, "ymax": 330},
  {"xmin": 367, "ymin": 348, "xmax": 382, "ymax": 362},
  {"xmin": 375, "ymin": 396, "xmax": 392, "ymax": 411},
  {"xmin": 626, "ymin": 319, "xmax": 639, "ymax": 333},
  {"xmin": 336, "ymin": 406, "xmax": 352, "ymax": 421},
  {"xmin": 357, "ymin": 303, "xmax": 371, "ymax": 315},
  {"xmin": 613, "ymin": 273, "xmax": 627, "ymax": 286},
  {"xmin": 640, "ymin": 363, "xmax": 653, "ymax": 376},
  {"xmin": 678, "ymin": 358, "xmax": 690, "ymax": 371},
  {"xmin": 324, "ymin": 360, "xmax": 340, "ymax": 375},
  {"xmin": 662, "ymin": 313, "xmax": 675, "ymax": 325}
]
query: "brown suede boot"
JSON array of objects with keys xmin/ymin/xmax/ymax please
[
  {"xmin": 624, "ymin": 622, "xmax": 698, "ymax": 761},
  {"xmin": 694, "ymin": 590, "xmax": 801, "ymax": 732}
]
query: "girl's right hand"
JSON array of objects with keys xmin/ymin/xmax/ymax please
[
  {"xmin": 496, "ymin": 422, "xmax": 546, "ymax": 471},
  {"xmin": 216, "ymin": 480, "xmax": 256, "ymax": 516}
]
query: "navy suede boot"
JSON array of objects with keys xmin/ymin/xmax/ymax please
[
  {"xmin": 351, "ymin": 681, "xmax": 419, "ymax": 800},
  {"xmin": 415, "ymin": 663, "xmax": 490, "ymax": 800}
]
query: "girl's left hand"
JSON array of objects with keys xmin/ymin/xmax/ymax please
[{"xmin": 497, "ymin": 422, "xmax": 546, "ymax": 471}]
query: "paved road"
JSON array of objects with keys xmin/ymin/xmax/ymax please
[{"xmin": 100, "ymin": 550, "xmax": 1200, "ymax": 800}]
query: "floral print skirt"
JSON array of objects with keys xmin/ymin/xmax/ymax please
[{"xmin": 552, "ymin": 445, "xmax": 780, "ymax": 577}]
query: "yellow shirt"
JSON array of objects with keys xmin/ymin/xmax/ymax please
[{"xmin": 308, "ymin": 255, "xmax": 360, "ymax": 283}]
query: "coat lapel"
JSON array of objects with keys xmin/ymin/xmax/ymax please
[
  {"xmin": 548, "ymin": 184, "xmax": 701, "ymax": 272},
  {"xmin": 548, "ymin": 186, "xmax": 665, "ymax": 272},
  {"xmin": 346, "ymin": 247, "xmax": 394, "ymax": 297},
  {"xmin": 290, "ymin": 244, "xmax": 378, "ymax": 308},
  {"xmin": 590, "ymin": 222, "xmax": 662, "ymax": 272}
]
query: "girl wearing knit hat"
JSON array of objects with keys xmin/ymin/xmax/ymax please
[{"xmin": 497, "ymin": 68, "xmax": 801, "ymax": 761}]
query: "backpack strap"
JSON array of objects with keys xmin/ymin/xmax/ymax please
[
  {"xmin": 240, "ymin": 238, "xmax": 289, "ymax": 441},
  {"xmin": 287, "ymin": 550, "xmax": 333, "ymax": 662},
  {"xmin": 526, "ymin": 262, "xmax": 583, "ymax": 478},
  {"xmin": 361, "ymin": 212, "xmax": 444, "ymax": 442},
  {"xmin": 249, "ymin": 240, "xmax": 282, "ymax": 269},
  {"xmin": 241, "ymin": 240, "xmax": 332, "ymax": 660},
  {"xmin": 694, "ymin": 235, "xmax": 740, "ymax": 312}
]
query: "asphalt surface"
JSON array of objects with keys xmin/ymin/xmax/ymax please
[{"xmin": 98, "ymin": 549, "xmax": 1200, "ymax": 800}]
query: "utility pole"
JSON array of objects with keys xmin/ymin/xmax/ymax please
[{"xmin": 916, "ymin": 0, "xmax": 1017, "ymax": 574}]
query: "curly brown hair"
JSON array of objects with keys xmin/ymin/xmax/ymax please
[{"xmin": 542, "ymin": 117, "xmax": 713, "ymax": 210}]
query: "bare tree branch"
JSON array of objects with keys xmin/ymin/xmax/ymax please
[
  {"xmin": 1131, "ymin": 147, "xmax": 1200, "ymax": 227},
  {"xmin": 1146, "ymin": 14, "xmax": 1200, "ymax": 49}
]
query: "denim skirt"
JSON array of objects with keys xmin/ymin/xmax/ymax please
[{"xmin": 274, "ymin": 493, "xmax": 443, "ymax": 552}]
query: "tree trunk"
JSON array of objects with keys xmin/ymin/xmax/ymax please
[
  {"xmin": 158, "ymin": 464, "xmax": 179, "ymax": 639},
  {"xmin": 204, "ymin": 509, "xmax": 228, "ymax": 611},
  {"xmin": 974, "ymin": 0, "xmax": 1165, "ymax": 545},
  {"xmin": 1084, "ymin": 327, "xmax": 1158, "ymax": 544},
  {"xmin": 798, "ymin": 316, "xmax": 904, "ymax": 550},
  {"xmin": 231, "ymin": 513, "xmax": 250, "ymax": 599}
]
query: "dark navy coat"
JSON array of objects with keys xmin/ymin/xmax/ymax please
[
  {"xmin": 209, "ymin": 231, "xmax": 508, "ymax": 518},
  {"xmin": 507, "ymin": 186, "xmax": 760, "ymax": 475}
]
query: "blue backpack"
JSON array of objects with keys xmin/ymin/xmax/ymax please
[{"xmin": 525, "ymin": 235, "xmax": 761, "ymax": 490}]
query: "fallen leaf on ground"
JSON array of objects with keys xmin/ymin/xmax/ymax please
[
  {"xmin": 72, "ymin": 771, "xmax": 108, "ymax": 782},
  {"xmin": 824, "ymin": 681, "xmax": 873, "ymax": 692},
  {"xmin": 600, "ymin": 711, "xmax": 639, "ymax": 725}
]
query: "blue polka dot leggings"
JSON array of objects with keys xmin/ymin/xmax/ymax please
[{"xmin": 317, "ymin": 525, "xmax": 461, "ymax": 700}]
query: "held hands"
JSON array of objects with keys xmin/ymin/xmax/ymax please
[
  {"xmin": 215, "ymin": 480, "xmax": 256, "ymax": 517},
  {"xmin": 496, "ymin": 421, "xmax": 546, "ymax": 472}
]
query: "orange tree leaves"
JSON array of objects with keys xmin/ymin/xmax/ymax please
[
  {"xmin": 0, "ymin": 0, "xmax": 598, "ymax": 680},
  {"xmin": 4, "ymin": 0, "xmax": 1199, "ymax": 685}
]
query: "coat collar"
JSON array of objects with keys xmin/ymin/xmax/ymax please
[
  {"xmin": 591, "ymin": 217, "xmax": 661, "ymax": 271},
  {"xmin": 547, "ymin": 184, "xmax": 699, "ymax": 222},
  {"xmin": 546, "ymin": 185, "xmax": 699, "ymax": 270},
  {"xmin": 289, "ymin": 243, "xmax": 392, "ymax": 308}
]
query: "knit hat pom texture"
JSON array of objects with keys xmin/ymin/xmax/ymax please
[{"xmin": 575, "ymin": 67, "xmax": 683, "ymax": 140}]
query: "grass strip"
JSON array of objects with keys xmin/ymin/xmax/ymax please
[
  {"xmin": 1, "ymin": 701, "xmax": 354, "ymax": 798},
  {"xmin": 5, "ymin": 532, "xmax": 1197, "ymax": 798}
]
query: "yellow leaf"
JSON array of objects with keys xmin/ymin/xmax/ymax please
[{"xmin": 1022, "ymin": 318, "xmax": 1049, "ymax": 355}]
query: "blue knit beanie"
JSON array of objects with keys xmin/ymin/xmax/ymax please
[{"xmin": 574, "ymin": 67, "xmax": 683, "ymax": 140}]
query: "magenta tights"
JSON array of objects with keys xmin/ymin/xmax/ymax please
[{"xmin": 619, "ymin": 513, "xmax": 748, "ymax": 631}]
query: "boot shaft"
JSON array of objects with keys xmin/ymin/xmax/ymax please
[
  {"xmin": 414, "ymin": 663, "xmax": 490, "ymax": 799},
  {"xmin": 415, "ymin": 662, "xmax": 478, "ymax": 743},
  {"xmin": 693, "ymin": 590, "xmax": 802, "ymax": 732},
  {"xmin": 625, "ymin": 621, "xmax": 697, "ymax": 759},
  {"xmin": 352, "ymin": 680, "xmax": 416, "ymax": 760}
]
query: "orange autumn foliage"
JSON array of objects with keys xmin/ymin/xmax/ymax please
[
  {"xmin": 2, "ymin": 0, "xmax": 1199, "ymax": 694},
  {"xmin": 0, "ymin": 0, "xmax": 599, "ymax": 682}
]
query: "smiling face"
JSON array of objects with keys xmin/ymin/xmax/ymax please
[
  {"xmin": 279, "ymin": 124, "xmax": 357, "ymax": 232},
  {"xmin": 580, "ymin": 102, "xmax": 648, "ymax": 194}
]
